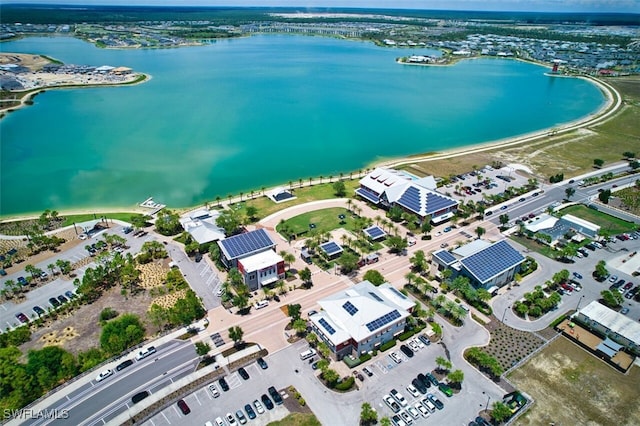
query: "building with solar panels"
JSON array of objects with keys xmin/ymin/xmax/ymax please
[
  {"xmin": 432, "ymin": 239, "xmax": 525, "ymax": 290},
  {"xmin": 217, "ymin": 229, "xmax": 285, "ymax": 290},
  {"xmin": 309, "ymin": 281, "xmax": 414, "ymax": 360},
  {"xmin": 355, "ymin": 167, "xmax": 458, "ymax": 224}
]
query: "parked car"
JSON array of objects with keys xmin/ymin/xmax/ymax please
[
  {"xmin": 418, "ymin": 334, "xmax": 431, "ymax": 346},
  {"xmin": 116, "ymin": 359, "xmax": 134, "ymax": 371},
  {"xmin": 64, "ymin": 290, "xmax": 76, "ymax": 299},
  {"xmin": 406, "ymin": 384, "xmax": 421, "ymax": 398},
  {"xmin": 225, "ymin": 413, "xmax": 236, "ymax": 425},
  {"xmin": 390, "ymin": 351, "xmax": 403, "ymax": 364},
  {"xmin": 15, "ymin": 312, "xmax": 29, "ymax": 324},
  {"xmin": 57, "ymin": 295, "xmax": 68, "ymax": 304},
  {"xmin": 390, "ymin": 389, "xmax": 408, "ymax": 407},
  {"xmin": 32, "ymin": 305, "xmax": 45, "ymax": 316},
  {"xmin": 238, "ymin": 367, "xmax": 250, "ymax": 380},
  {"xmin": 426, "ymin": 373, "xmax": 439, "ymax": 387},
  {"xmin": 417, "ymin": 373, "xmax": 431, "ymax": 389},
  {"xmin": 427, "ymin": 393, "xmax": 444, "ymax": 410},
  {"xmin": 95, "ymin": 369, "xmax": 114, "ymax": 382},
  {"xmin": 257, "ymin": 357, "xmax": 268, "ymax": 369},
  {"xmin": 235, "ymin": 409, "xmax": 247, "ymax": 424},
  {"xmin": 261, "ymin": 394, "xmax": 274, "ymax": 410},
  {"xmin": 49, "ymin": 297, "xmax": 61, "ymax": 308},
  {"xmin": 407, "ymin": 405, "xmax": 420, "ymax": 419},
  {"xmin": 219, "ymin": 377, "xmax": 230, "ymax": 392},
  {"xmin": 135, "ymin": 346, "xmax": 156, "ymax": 361},
  {"xmin": 383, "ymin": 395, "xmax": 401, "ymax": 413},
  {"xmin": 412, "ymin": 378, "xmax": 428, "ymax": 394},
  {"xmin": 131, "ymin": 391, "xmax": 150, "ymax": 404},
  {"xmin": 363, "ymin": 366, "xmax": 373, "ymax": 377},
  {"xmin": 573, "ymin": 272, "xmax": 583, "ymax": 279},
  {"xmin": 208, "ymin": 384, "xmax": 220, "ymax": 398},
  {"xmin": 438, "ymin": 383, "xmax": 453, "ymax": 397},
  {"xmin": 253, "ymin": 399, "xmax": 265, "ymax": 414},
  {"xmin": 268, "ymin": 386, "xmax": 283, "ymax": 405},
  {"xmin": 421, "ymin": 397, "xmax": 436, "ymax": 413},
  {"xmin": 244, "ymin": 404, "xmax": 256, "ymax": 420},
  {"xmin": 400, "ymin": 344, "xmax": 414, "ymax": 358},
  {"xmin": 415, "ymin": 402, "xmax": 430, "ymax": 418}
]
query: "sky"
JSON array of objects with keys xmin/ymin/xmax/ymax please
[{"xmin": 4, "ymin": 0, "xmax": 640, "ymax": 14}]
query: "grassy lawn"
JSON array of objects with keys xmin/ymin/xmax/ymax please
[
  {"xmin": 275, "ymin": 207, "xmax": 357, "ymax": 236},
  {"xmin": 558, "ymin": 205, "xmax": 638, "ymax": 234},
  {"xmin": 267, "ymin": 413, "xmax": 321, "ymax": 426},
  {"xmin": 508, "ymin": 336, "xmax": 640, "ymax": 426},
  {"xmin": 230, "ymin": 179, "xmax": 360, "ymax": 221},
  {"xmin": 510, "ymin": 234, "xmax": 559, "ymax": 259}
]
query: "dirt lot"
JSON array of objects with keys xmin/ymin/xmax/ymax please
[
  {"xmin": 20, "ymin": 287, "xmax": 156, "ymax": 359},
  {"xmin": 508, "ymin": 336, "xmax": 640, "ymax": 426},
  {"xmin": 0, "ymin": 53, "xmax": 51, "ymax": 71}
]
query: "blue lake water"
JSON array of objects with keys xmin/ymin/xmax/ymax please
[{"xmin": 0, "ymin": 35, "xmax": 605, "ymax": 215}]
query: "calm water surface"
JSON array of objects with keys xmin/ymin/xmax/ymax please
[{"xmin": 0, "ymin": 35, "xmax": 605, "ymax": 215}]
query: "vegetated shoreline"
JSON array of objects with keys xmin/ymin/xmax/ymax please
[{"xmin": 0, "ymin": 48, "xmax": 620, "ymax": 222}]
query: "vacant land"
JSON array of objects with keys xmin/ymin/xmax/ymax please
[
  {"xmin": 559, "ymin": 205, "xmax": 638, "ymax": 234},
  {"xmin": 276, "ymin": 207, "xmax": 356, "ymax": 235},
  {"xmin": 509, "ymin": 336, "xmax": 640, "ymax": 426}
]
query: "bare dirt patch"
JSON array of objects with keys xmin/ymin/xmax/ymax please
[
  {"xmin": 0, "ymin": 53, "xmax": 51, "ymax": 71},
  {"xmin": 20, "ymin": 287, "xmax": 155, "ymax": 358},
  {"xmin": 509, "ymin": 336, "xmax": 640, "ymax": 426}
]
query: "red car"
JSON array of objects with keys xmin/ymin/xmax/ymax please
[
  {"xmin": 624, "ymin": 282, "xmax": 633, "ymax": 290},
  {"xmin": 15, "ymin": 312, "xmax": 29, "ymax": 324}
]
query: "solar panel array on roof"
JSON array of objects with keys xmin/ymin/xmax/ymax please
[
  {"xmin": 220, "ymin": 229, "xmax": 274, "ymax": 259},
  {"xmin": 365, "ymin": 309, "xmax": 401, "ymax": 332},
  {"xmin": 320, "ymin": 241, "xmax": 343, "ymax": 256},
  {"xmin": 318, "ymin": 318, "xmax": 336, "ymax": 335},
  {"xmin": 356, "ymin": 188, "xmax": 380, "ymax": 203},
  {"xmin": 364, "ymin": 226, "xmax": 386, "ymax": 239},
  {"xmin": 425, "ymin": 192, "xmax": 457, "ymax": 213},
  {"xmin": 397, "ymin": 186, "xmax": 422, "ymax": 214},
  {"xmin": 435, "ymin": 250, "xmax": 457, "ymax": 264},
  {"xmin": 461, "ymin": 240, "xmax": 524, "ymax": 283},
  {"xmin": 342, "ymin": 301, "xmax": 359, "ymax": 316}
]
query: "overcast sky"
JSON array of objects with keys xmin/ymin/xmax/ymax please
[{"xmin": 5, "ymin": 1, "xmax": 640, "ymax": 14}]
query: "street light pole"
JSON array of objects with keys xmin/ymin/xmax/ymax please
[
  {"xmin": 501, "ymin": 305, "xmax": 510, "ymax": 322},
  {"xmin": 576, "ymin": 294, "xmax": 585, "ymax": 311}
]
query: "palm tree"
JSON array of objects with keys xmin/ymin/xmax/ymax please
[
  {"xmin": 475, "ymin": 226, "xmax": 485, "ymax": 239},
  {"xmin": 239, "ymin": 192, "xmax": 244, "ymax": 202},
  {"xmin": 216, "ymin": 196, "xmax": 221, "ymax": 206},
  {"xmin": 346, "ymin": 198, "xmax": 353, "ymax": 212},
  {"xmin": 319, "ymin": 175, "xmax": 323, "ymax": 184},
  {"xmin": 405, "ymin": 272, "xmax": 417, "ymax": 286},
  {"xmin": 228, "ymin": 326, "xmax": 244, "ymax": 346}
]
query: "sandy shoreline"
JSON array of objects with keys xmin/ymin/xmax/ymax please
[{"xmin": 0, "ymin": 74, "xmax": 621, "ymax": 223}]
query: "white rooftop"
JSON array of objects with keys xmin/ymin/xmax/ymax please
[
  {"xmin": 561, "ymin": 214, "xmax": 600, "ymax": 233},
  {"xmin": 579, "ymin": 301, "xmax": 640, "ymax": 346},
  {"xmin": 359, "ymin": 167, "xmax": 410, "ymax": 195},
  {"xmin": 452, "ymin": 239, "xmax": 491, "ymax": 258},
  {"xmin": 525, "ymin": 213, "xmax": 558, "ymax": 233},
  {"xmin": 239, "ymin": 250, "xmax": 283, "ymax": 273}
]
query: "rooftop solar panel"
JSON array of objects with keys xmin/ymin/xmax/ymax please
[
  {"xmin": 435, "ymin": 250, "xmax": 457, "ymax": 264},
  {"xmin": 356, "ymin": 188, "xmax": 380, "ymax": 203},
  {"xmin": 320, "ymin": 241, "xmax": 343, "ymax": 256},
  {"xmin": 220, "ymin": 229, "xmax": 274, "ymax": 259},
  {"xmin": 364, "ymin": 226, "xmax": 386, "ymax": 239},
  {"xmin": 342, "ymin": 301, "xmax": 359, "ymax": 316},
  {"xmin": 365, "ymin": 309, "xmax": 401, "ymax": 332},
  {"xmin": 369, "ymin": 291, "xmax": 384, "ymax": 302},
  {"xmin": 460, "ymin": 240, "xmax": 524, "ymax": 283},
  {"xmin": 318, "ymin": 318, "xmax": 336, "ymax": 335}
]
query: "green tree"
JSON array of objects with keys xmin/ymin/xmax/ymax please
[
  {"xmin": 499, "ymin": 214, "xmax": 510, "ymax": 227},
  {"xmin": 623, "ymin": 151, "xmax": 636, "ymax": 159},
  {"xmin": 475, "ymin": 226, "xmax": 485, "ymax": 239},
  {"xmin": 565, "ymin": 187, "xmax": 576, "ymax": 200},
  {"xmin": 299, "ymin": 267, "xmax": 312, "ymax": 287},
  {"xmin": 322, "ymin": 368, "xmax": 339, "ymax": 386},
  {"xmin": 380, "ymin": 418, "xmax": 391, "ymax": 426},
  {"xmin": 594, "ymin": 260, "xmax": 609, "ymax": 281},
  {"xmin": 233, "ymin": 293, "xmax": 249, "ymax": 312},
  {"xmin": 217, "ymin": 208, "xmax": 243, "ymax": 235},
  {"xmin": 316, "ymin": 358, "xmax": 329, "ymax": 372},
  {"xmin": 100, "ymin": 314, "xmax": 145, "ymax": 355},
  {"xmin": 333, "ymin": 180, "xmax": 346, "ymax": 197},
  {"xmin": 360, "ymin": 402, "xmax": 378, "ymax": 425},
  {"xmin": 155, "ymin": 209, "xmax": 182, "ymax": 236},
  {"xmin": 363, "ymin": 269, "xmax": 385, "ymax": 286},
  {"xmin": 147, "ymin": 303, "xmax": 168, "ymax": 331},
  {"xmin": 386, "ymin": 235, "xmax": 408, "ymax": 252},
  {"xmin": 337, "ymin": 251, "xmax": 359, "ymax": 273},
  {"xmin": 195, "ymin": 341, "xmax": 211, "ymax": 356},
  {"xmin": 435, "ymin": 356, "xmax": 452, "ymax": 372},
  {"xmin": 292, "ymin": 318, "xmax": 307, "ymax": 336},
  {"xmin": 228, "ymin": 326, "xmax": 244, "ymax": 346},
  {"xmin": 245, "ymin": 205, "xmax": 258, "ymax": 222},
  {"xmin": 593, "ymin": 158, "xmax": 604, "ymax": 168},
  {"xmin": 598, "ymin": 189, "xmax": 612, "ymax": 204},
  {"xmin": 447, "ymin": 369, "xmax": 464, "ymax": 387},
  {"xmin": 491, "ymin": 401, "xmax": 513, "ymax": 423},
  {"xmin": 287, "ymin": 303, "xmax": 302, "ymax": 322},
  {"xmin": 600, "ymin": 290, "xmax": 623, "ymax": 307},
  {"xmin": 409, "ymin": 250, "xmax": 427, "ymax": 273}
]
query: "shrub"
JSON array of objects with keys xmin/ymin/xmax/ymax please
[
  {"xmin": 334, "ymin": 376, "xmax": 355, "ymax": 391},
  {"xmin": 359, "ymin": 353, "xmax": 372, "ymax": 363},
  {"xmin": 99, "ymin": 307, "xmax": 118, "ymax": 322},
  {"xmin": 379, "ymin": 339, "xmax": 397, "ymax": 352}
]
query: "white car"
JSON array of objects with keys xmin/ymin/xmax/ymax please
[
  {"xmin": 135, "ymin": 346, "xmax": 157, "ymax": 361},
  {"xmin": 253, "ymin": 400, "xmax": 265, "ymax": 414},
  {"xmin": 409, "ymin": 340, "xmax": 420, "ymax": 352},
  {"xmin": 399, "ymin": 410, "xmax": 413, "ymax": 425},
  {"xmin": 95, "ymin": 369, "xmax": 113, "ymax": 382},
  {"xmin": 406, "ymin": 385, "xmax": 421, "ymax": 398},
  {"xmin": 208, "ymin": 384, "xmax": 219, "ymax": 398},
  {"xmin": 415, "ymin": 402, "xmax": 430, "ymax": 418},
  {"xmin": 383, "ymin": 395, "xmax": 400, "ymax": 413},
  {"xmin": 215, "ymin": 287, "xmax": 224, "ymax": 297},
  {"xmin": 214, "ymin": 418, "xmax": 225, "ymax": 426},
  {"xmin": 390, "ymin": 351, "xmax": 402, "ymax": 364},
  {"xmin": 412, "ymin": 337, "xmax": 424, "ymax": 349},
  {"xmin": 407, "ymin": 405, "xmax": 420, "ymax": 419},
  {"xmin": 390, "ymin": 389, "xmax": 408, "ymax": 407},
  {"xmin": 254, "ymin": 300, "xmax": 269, "ymax": 310}
]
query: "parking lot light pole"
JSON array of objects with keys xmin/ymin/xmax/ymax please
[
  {"xmin": 576, "ymin": 294, "xmax": 585, "ymax": 311},
  {"xmin": 483, "ymin": 391, "xmax": 491, "ymax": 412},
  {"xmin": 501, "ymin": 306, "xmax": 510, "ymax": 322}
]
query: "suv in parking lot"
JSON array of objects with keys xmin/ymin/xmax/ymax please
[{"xmin": 268, "ymin": 386, "xmax": 283, "ymax": 405}]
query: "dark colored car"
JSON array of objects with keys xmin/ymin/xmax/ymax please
[
  {"xmin": 261, "ymin": 394, "xmax": 274, "ymax": 410},
  {"xmin": 15, "ymin": 312, "xmax": 29, "ymax": 324},
  {"xmin": 426, "ymin": 373, "xmax": 439, "ymax": 387},
  {"xmin": 116, "ymin": 359, "xmax": 134, "ymax": 371},
  {"xmin": 49, "ymin": 297, "xmax": 61, "ymax": 308},
  {"xmin": 268, "ymin": 386, "xmax": 283, "ymax": 405},
  {"xmin": 417, "ymin": 373, "xmax": 431, "ymax": 388},
  {"xmin": 219, "ymin": 377, "xmax": 229, "ymax": 392},
  {"xmin": 194, "ymin": 253, "xmax": 203, "ymax": 262},
  {"xmin": 57, "ymin": 295, "xmax": 68, "ymax": 304},
  {"xmin": 238, "ymin": 367, "xmax": 250, "ymax": 380},
  {"xmin": 65, "ymin": 290, "xmax": 76, "ymax": 299},
  {"xmin": 177, "ymin": 399, "xmax": 190, "ymax": 415},
  {"xmin": 418, "ymin": 334, "xmax": 431, "ymax": 346},
  {"xmin": 257, "ymin": 357, "xmax": 268, "ymax": 369},
  {"xmin": 363, "ymin": 367, "xmax": 373, "ymax": 377},
  {"xmin": 273, "ymin": 295, "xmax": 281, "ymax": 302},
  {"xmin": 33, "ymin": 305, "xmax": 45, "ymax": 315},
  {"xmin": 244, "ymin": 404, "xmax": 256, "ymax": 420},
  {"xmin": 400, "ymin": 344, "xmax": 414, "ymax": 358},
  {"xmin": 412, "ymin": 378, "xmax": 428, "ymax": 394},
  {"xmin": 475, "ymin": 416, "xmax": 492, "ymax": 426},
  {"xmin": 131, "ymin": 391, "xmax": 150, "ymax": 404},
  {"xmin": 17, "ymin": 276, "xmax": 27, "ymax": 286}
]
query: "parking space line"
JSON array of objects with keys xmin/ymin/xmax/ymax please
[
  {"xmin": 161, "ymin": 411, "xmax": 171, "ymax": 424},
  {"xmin": 192, "ymin": 391, "xmax": 202, "ymax": 406}
]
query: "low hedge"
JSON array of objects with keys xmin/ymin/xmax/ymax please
[
  {"xmin": 334, "ymin": 376, "xmax": 355, "ymax": 391},
  {"xmin": 379, "ymin": 339, "xmax": 397, "ymax": 352}
]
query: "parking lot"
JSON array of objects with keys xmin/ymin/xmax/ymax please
[{"xmin": 441, "ymin": 165, "xmax": 531, "ymax": 205}]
